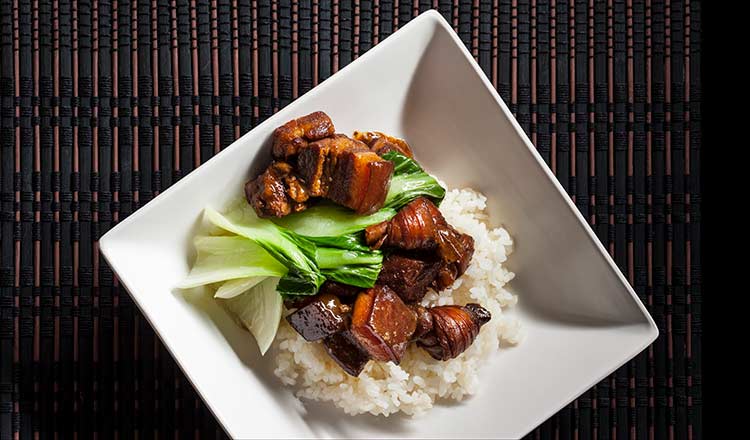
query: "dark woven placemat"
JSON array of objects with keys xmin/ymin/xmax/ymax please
[{"xmin": 0, "ymin": 1, "xmax": 702, "ymax": 438}]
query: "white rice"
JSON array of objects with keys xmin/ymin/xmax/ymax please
[{"xmin": 272, "ymin": 187, "xmax": 523, "ymax": 416}]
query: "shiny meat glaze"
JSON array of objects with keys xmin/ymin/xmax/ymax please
[
  {"xmin": 285, "ymin": 293, "xmax": 350, "ymax": 341},
  {"xmin": 323, "ymin": 330, "xmax": 370, "ymax": 377},
  {"xmin": 417, "ymin": 304, "xmax": 491, "ymax": 361},
  {"xmin": 353, "ymin": 130, "xmax": 415, "ymax": 158},
  {"xmin": 285, "ymin": 293, "xmax": 492, "ymax": 376},
  {"xmin": 364, "ymin": 197, "xmax": 475, "ymax": 291},
  {"xmin": 297, "ymin": 134, "xmax": 369, "ymax": 197},
  {"xmin": 433, "ymin": 231, "xmax": 475, "ymax": 291},
  {"xmin": 350, "ymin": 285, "xmax": 417, "ymax": 364},
  {"xmin": 347, "ymin": 157, "xmax": 394, "ymax": 215},
  {"xmin": 325, "ymin": 149, "xmax": 393, "ymax": 214},
  {"xmin": 410, "ymin": 304, "xmax": 434, "ymax": 340},
  {"xmin": 376, "ymin": 253, "xmax": 442, "ymax": 303},
  {"xmin": 245, "ymin": 162, "xmax": 297, "ymax": 218},
  {"xmin": 247, "ymin": 112, "xmax": 395, "ymax": 217},
  {"xmin": 365, "ymin": 197, "xmax": 444, "ymax": 251},
  {"xmin": 272, "ymin": 111, "xmax": 335, "ymax": 160}
]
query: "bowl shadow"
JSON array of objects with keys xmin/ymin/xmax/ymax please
[
  {"xmin": 398, "ymin": 21, "xmax": 650, "ymax": 331},
  {"xmin": 300, "ymin": 401, "xmax": 414, "ymax": 438}
]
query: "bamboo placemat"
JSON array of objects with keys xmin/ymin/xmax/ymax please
[{"xmin": 0, "ymin": 1, "xmax": 702, "ymax": 439}]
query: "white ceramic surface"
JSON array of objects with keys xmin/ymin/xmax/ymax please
[{"xmin": 99, "ymin": 10, "xmax": 658, "ymax": 439}]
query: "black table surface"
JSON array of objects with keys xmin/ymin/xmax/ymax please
[{"xmin": 0, "ymin": 1, "xmax": 702, "ymax": 439}]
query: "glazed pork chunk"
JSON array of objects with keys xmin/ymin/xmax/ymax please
[
  {"xmin": 272, "ymin": 111, "xmax": 335, "ymax": 160},
  {"xmin": 285, "ymin": 293, "xmax": 351, "ymax": 342},
  {"xmin": 350, "ymin": 285, "xmax": 417, "ymax": 364},
  {"xmin": 246, "ymin": 112, "xmax": 395, "ymax": 217},
  {"xmin": 417, "ymin": 304, "xmax": 491, "ymax": 361},
  {"xmin": 376, "ymin": 253, "xmax": 442, "ymax": 303},
  {"xmin": 244, "ymin": 161, "xmax": 303, "ymax": 218},
  {"xmin": 297, "ymin": 135, "xmax": 394, "ymax": 214},
  {"xmin": 364, "ymin": 197, "xmax": 475, "ymax": 290},
  {"xmin": 353, "ymin": 130, "xmax": 415, "ymax": 158}
]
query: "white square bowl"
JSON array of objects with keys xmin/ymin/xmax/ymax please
[{"xmin": 99, "ymin": 10, "xmax": 657, "ymax": 439}]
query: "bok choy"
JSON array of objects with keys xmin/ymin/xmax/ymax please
[
  {"xmin": 304, "ymin": 233, "xmax": 371, "ymax": 252},
  {"xmin": 314, "ymin": 248, "xmax": 383, "ymax": 268},
  {"xmin": 204, "ymin": 204, "xmax": 327, "ymax": 295},
  {"xmin": 314, "ymin": 247, "xmax": 383, "ymax": 288},
  {"xmin": 215, "ymin": 276, "xmax": 268, "ymax": 299},
  {"xmin": 272, "ymin": 202, "xmax": 396, "ymax": 237},
  {"xmin": 204, "ymin": 202, "xmax": 386, "ymax": 294},
  {"xmin": 382, "ymin": 151, "xmax": 446, "ymax": 210},
  {"xmin": 175, "ymin": 236, "xmax": 287, "ymax": 290},
  {"xmin": 218, "ymin": 276, "xmax": 283, "ymax": 355},
  {"xmin": 321, "ymin": 264, "xmax": 383, "ymax": 288}
]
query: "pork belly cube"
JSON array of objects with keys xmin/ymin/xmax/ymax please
[
  {"xmin": 377, "ymin": 253, "xmax": 441, "ymax": 303},
  {"xmin": 296, "ymin": 139, "xmax": 331, "ymax": 197},
  {"xmin": 433, "ymin": 230, "xmax": 475, "ymax": 291},
  {"xmin": 297, "ymin": 135, "xmax": 370, "ymax": 197},
  {"xmin": 357, "ymin": 159, "xmax": 394, "ymax": 215},
  {"xmin": 327, "ymin": 133, "xmax": 370, "ymax": 154},
  {"xmin": 319, "ymin": 281, "xmax": 361, "ymax": 302},
  {"xmin": 364, "ymin": 197, "xmax": 475, "ymax": 272},
  {"xmin": 297, "ymin": 111, "xmax": 336, "ymax": 139},
  {"xmin": 353, "ymin": 130, "xmax": 415, "ymax": 158},
  {"xmin": 326, "ymin": 151, "xmax": 394, "ymax": 214},
  {"xmin": 350, "ymin": 285, "xmax": 417, "ymax": 364},
  {"xmin": 272, "ymin": 111, "xmax": 335, "ymax": 159},
  {"xmin": 326, "ymin": 150, "xmax": 376, "ymax": 212},
  {"xmin": 323, "ymin": 330, "xmax": 370, "ymax": 377},
  {"xmin": 285, "ymin": 293, "xmax": 350, "ymax": 342},
  {"xmin": 244, "ymin": 164, "xmax": 292, "ymax": 218},
  {"xmin": 364, "ymin": 197, "xmax": 442, "ymax": 250}
]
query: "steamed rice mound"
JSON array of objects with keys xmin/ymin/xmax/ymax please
[{"xmin": 273, "ymin": 187, "xmax": 523, "ymax": 416}]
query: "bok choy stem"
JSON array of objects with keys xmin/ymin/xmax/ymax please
[
  {"xmin": 314, "ymin": 247, "xmax": 383, "ymax": 269},
  {"xmin": 204, "ymin": 205, "xmax": 326, "ymax": 295}
]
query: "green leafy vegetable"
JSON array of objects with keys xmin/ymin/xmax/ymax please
[
  {"xmin": 314, "ymin": 247, "xmax": 383, "ymax": 269},
  {"xmin": 218, "ymin": 276, "xmax": 282, "ymax": 355},
  {"xmin": 382, "ymin": 151, "xmax": 446, "ymax": 210},
  {"xmin": 272, "ymin": 201, "xmax": 396, "ymax": 237},
  {"xmin": 321, "ymin": 264, "xmax": 383, "ymax": 288},
  {"xmin": 175, "ymin": 236, "xmax": 287, "ymax": 289},
  {"xmin": 386, "ymin": 150, "xmax": 424, "ymax": 175},
  {"xmin": 385, "ymin": 173, "xmax": 447, "ymax": 210},
  {"xmin": 305, "ymin": 233, "xmax": 371, "ymax": 252},
  {"xmin": 204, "ymin": 205, "xmax": 326, "ymax": 295}
]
